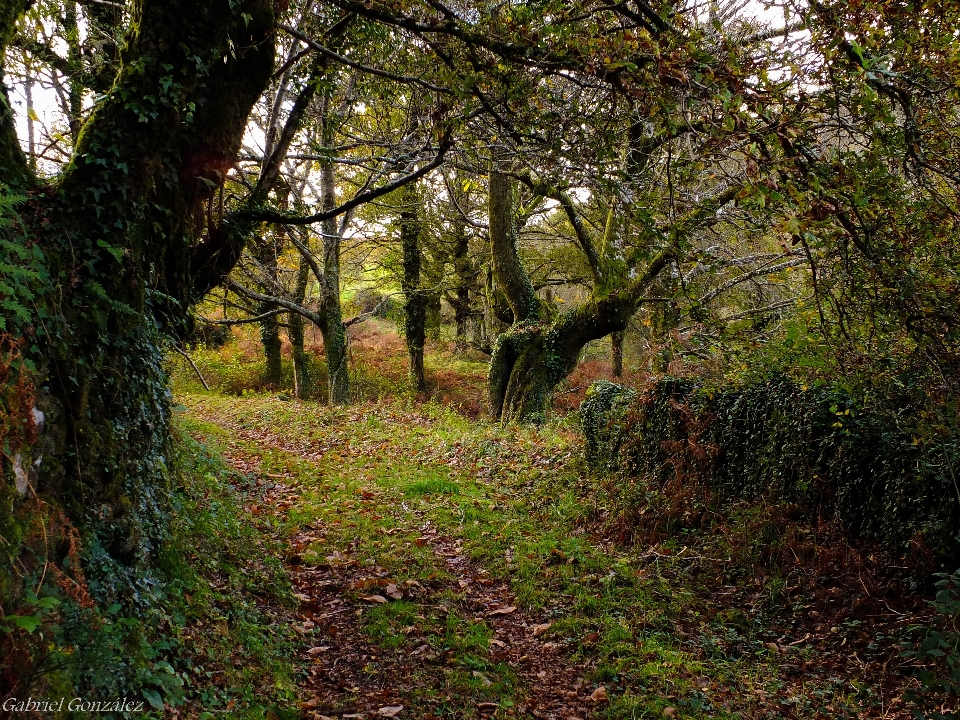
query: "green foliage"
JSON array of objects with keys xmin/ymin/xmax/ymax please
[
  {"xmin": 0, "ymin": 184, "xmax": 49, "ymax": 341},
  {"xmin": 904, "ymin": 570, "xmax": 960, "ymax": 717},
  {"xmin": 581, "ymin": 377, "xmax": 960, "ymax": 563}
]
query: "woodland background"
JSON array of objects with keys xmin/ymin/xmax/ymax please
[{"xmin": 2, "ymin": 0, "xmax": 960, "ymax": 717}]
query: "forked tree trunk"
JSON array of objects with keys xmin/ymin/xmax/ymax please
[{"xmin": 486, "ymin": 167, "xmax": 673, "ymax": 423}]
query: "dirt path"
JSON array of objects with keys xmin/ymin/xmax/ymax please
[{"xmin": 204, "ymin": 417, "xmax": 597, "ymax": 720}]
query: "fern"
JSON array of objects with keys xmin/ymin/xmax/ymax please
[{"xmin": 0, "ymin": 184, "xmax": 49, "ymax": 338}]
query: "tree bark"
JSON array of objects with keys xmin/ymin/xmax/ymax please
[
  {"xmin": 290, "ymin": 256, "xmax": 311, "ymax": 399},
  {"xmin": 401, "ymin": 188, "xmax": 427, "ymax": 393},
  {"xmin": 487, "ymin": 165, "xmax": 674, "ymax": 423},
  {"xmin": 3, "ymin": 0, "xmax": 275, "ymax": 595},
  {"xmin": 258, "ymin": 236, "xmax": 283, "ymax": 387},
  {"xmin": 319, "ymin": 157, "xmax": 350, "ymax": 404},
  {"xmin": 612, "ymin": 330, "xmax": 624, "ymax": 377}
]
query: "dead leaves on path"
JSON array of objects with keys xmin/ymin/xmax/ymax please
[{"xmin": 188, "ymin": 399, "xmax": 605, "ymax": 718}]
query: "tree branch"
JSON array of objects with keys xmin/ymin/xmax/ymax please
[{"xmin": 236, "ymin": 133, "xmax": 454, "ymax": 225}]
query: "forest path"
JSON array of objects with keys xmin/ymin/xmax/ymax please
[
  {"xmin": 175, "ymin": 391, "xmax": 929, "ymax": 720},
  {"xmin": 178, "ymin": 392, "xmax": 599, "ymax": 720}
]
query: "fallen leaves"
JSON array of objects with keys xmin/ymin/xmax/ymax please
[
  {"xmin": 376, "ymin": 706, "xmax": 404, "ymax": 717},
  {"xmin": 487, "ymin": 605, "xmax": 517, "ymax": 617},
  {"xmin": 589, "ymin": 685, "xmax": 608, "ymax": 703},
  {"xmin": 359, "ymin": 594, "xmax": 388, "ymax": 604},
  {"xmin": 532, "ymin": 622, "xmax": 552, "ymax": 637}
]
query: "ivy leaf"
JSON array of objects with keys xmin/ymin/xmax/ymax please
[
  {"xmin": 8, "ymin": 615, "xmax": 42, "ymax": 633},
  {"xmin": 142, "ymin": 689, "xmax": 164, "ymax": 711}
]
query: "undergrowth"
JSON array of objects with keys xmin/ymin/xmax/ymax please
[{"xmin": 1, "ymin": 417, "xmax": 299, "ymax": 718}]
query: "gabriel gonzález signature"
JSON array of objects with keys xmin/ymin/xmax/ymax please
[{"xmin": 2, "ymin": 697, "xmax": 146, "ymax": 713}]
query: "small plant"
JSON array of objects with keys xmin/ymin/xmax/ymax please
[{"xmin": 903, "ymin": 569, "xmax": 960, "ymax": 718}]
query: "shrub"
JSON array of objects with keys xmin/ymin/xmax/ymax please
[{"xmin": 580, "ymin": 377, "xmax": 960, "ymax": 564}]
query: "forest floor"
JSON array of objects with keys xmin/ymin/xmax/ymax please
[{"xmin": 167, "ymin": 358, "xmax": 944, "ymax": 719}]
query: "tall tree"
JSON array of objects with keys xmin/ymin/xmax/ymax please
[
  {"xmin": 400, "ymin": 184, "xmax": 427, "ymax": 392},
  {"xmin": 2, "ymin": 0, "xmax": 276, "ymax": 593}
]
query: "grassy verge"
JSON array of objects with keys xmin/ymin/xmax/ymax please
[{"xmin": 159, "ymin": 425, "xmax": 301, "ymax": 718}]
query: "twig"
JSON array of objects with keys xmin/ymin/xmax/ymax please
[{"xmin": 173, "ymin": 345, "xmax": 210, "ymax": 391}]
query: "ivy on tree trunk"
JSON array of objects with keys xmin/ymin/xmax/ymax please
[{"xmin": 1, "ymin": 0, "xmax": 276, "ymax": 595}]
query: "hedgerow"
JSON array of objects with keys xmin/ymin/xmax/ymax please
[{"xmin": 581, "ymin": 377, "xmax": 960, "ymax": 564}]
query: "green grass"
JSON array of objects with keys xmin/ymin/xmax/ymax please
[{"xmin": 160, "ymin": 426, "xmax": 302, "ymax": 718}]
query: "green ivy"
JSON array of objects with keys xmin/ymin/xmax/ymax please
[{"xmin": 581, "ymin": 377, "xmax": 960, "ymax": 563}]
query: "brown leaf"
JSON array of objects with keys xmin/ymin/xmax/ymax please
[
  {"xmin": 663, "ymin": 707, "xmax": 677, "ymax": 718},
  {"xmin": 532, "ymin": 622, "xmax": 552, "ymax": 637},
  {"xmin": 360, "ymin": 594, "xmax": 388, "ymax": 604},
  {"xmin": 385, "ymin": 583, "xmax": 403, "ymax": 600},
  {"xmin": 589, "ymin": 685, "xmax": 608, "ymax": 703},
  {"xmin": 377, "ymin": 706, "xmax": 404, "ymax": 717},
  {"xmin": 300, "ymin": 697, "xmax": 322, "ymax": 708},
  {"xmin": 583, "ymin": 632, "xmax": 600, "ymax": 645},
  {"xmin": 487, "ymin": 606, "xmax": 517, "ymax": 617},
  {"xmin": 306, "ymin": 646, "xmax": 331, "ymax": 656}
]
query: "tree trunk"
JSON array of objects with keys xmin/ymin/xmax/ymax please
[
  {"xmin": 291, "ymin": 257, "xmax": 311, "ymax": 399},
  {"xmin": 451, "ymin": 217, "xmax": 471, "ymax": 350},
  {"xmin": 319, "ymin": 158, "xmax": 350, "ymax": 404},
  {"xmin": 2, "ymin": 0, "xmax": 275, "ymax": 597},
  {"xmin": 258, "ymin": 237, "xmax": 283, "ymax": 387},
  {"xmin": 612, "ymin": 330, "xmax": 624, "ymax": 377},
  {"xmin": 486, "ymin": 164, "xmax": 674, "ymax": 422},
  {"xmin": 401, "ymin": 189, "xmax": 427, "ymax": 393}
]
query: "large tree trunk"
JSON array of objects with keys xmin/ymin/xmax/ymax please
[
  {"xmin": 2, "ymin": 0, "xmax": 275, "ymax": 597},
  {"xmin": 401, "ymin": 189, "xmax": 427, "ymax": 392}
]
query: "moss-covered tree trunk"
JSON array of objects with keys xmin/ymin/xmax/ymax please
[
  {"xmin": 612, "ymin": 330, "xmax": 624, "ymax": 377},
  {"xmin": 318, "ymin": 157, "xmax": 350, "ymax": 404},
  {"xmin": 486, "ymin": 167, "xmax": 674, "ymax": 423},
  {"xmin": 1, "ymin": 0, "xmax": 275, "ymax": 595},
  {"xmin": 258, "ymin": 236, "xmax": 283, "ymax": 387},
  {"xmin": 401, "ymin": 189, "xmax": 427, "ymax": 393}
]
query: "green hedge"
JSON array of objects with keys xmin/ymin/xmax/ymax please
[{"xmin": 580, "ymin": 378, "xmax": 960, "ymax": 563}]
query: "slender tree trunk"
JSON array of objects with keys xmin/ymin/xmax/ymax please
[
  {"xmin": 258, "ymin": 237, "xmax": 283, "ymax": 387},
  {"xmin": 612, "ymin": 330, "xmax": 624, "ymax": 377},
  {"xmin": 319, "ymin": 158, "xmax": 349, "ymax": 404},
  {"xmin": 451, "ymin": 218, "xmax": 471, "ymax": 349},
  {"xmin": 291, "ymin": 256, "xmax": 311, "ymax": 399},
  {"xmin": 63, "ymin": 0, "xmax": 83, "ymax": 140},
  {"xmin": 23, "ymin": 63, "xmax": 34, "ymax": 168},
  {"xmin": 401, "ymin": 188, "xmax": 427, "ymax": 392}
]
